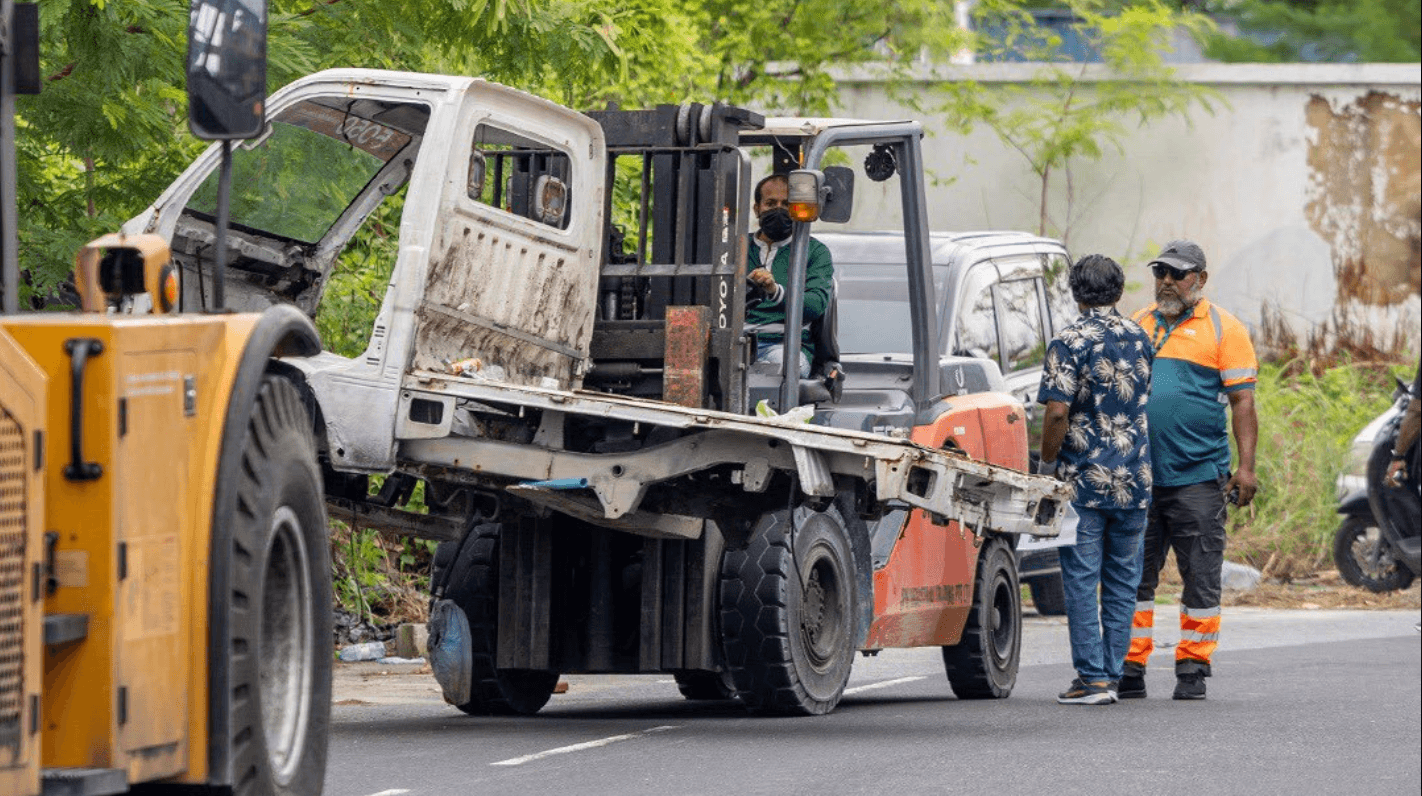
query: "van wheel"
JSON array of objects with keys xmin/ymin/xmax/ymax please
[
  {"xmin": 720, "ymin": 505, "xmax": 855, "ymax": 715},
  {"xmin": 224, "ymin": 376, "xmax": 331, "ymax": 795},
  {"xmin": 942, "ymin": 538, "xmax": 1020, "ymax": 699},
  {"xmin": 435, "ymin": 523, "xmax": 559, "ymax": 715},
  {"xmin": 1027, "ymin": 573, "xmax": 1067, "ymax": 616}
]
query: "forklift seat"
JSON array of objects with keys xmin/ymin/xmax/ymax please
[{"xmin": 799, "ymin": 288, "xmax": 843, "ymax": 404}]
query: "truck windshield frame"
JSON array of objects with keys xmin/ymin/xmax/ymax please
[{"xmin": 184, "ymin": 100, "xmax": 412, "ymax": 244}]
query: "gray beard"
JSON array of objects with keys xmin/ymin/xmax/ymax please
[
  {"xmin": 1156, "ymin": 294, "xmax": 1187, "ymax": 317},
  {"xmin": 1156, "ymin": 284, "xmax": 1201, "ymax": 318}
]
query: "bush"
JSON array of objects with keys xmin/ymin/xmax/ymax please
[
  {"xmin": 328, "ymin": 477, "xmax": 436, "ymax": 627},
  {"xmin": 1227, "ymin": 356, "xmax": 1411, "ymax": 580}
]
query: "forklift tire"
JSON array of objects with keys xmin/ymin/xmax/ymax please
[
  {"xmin": 224, "ymin": 375, "xmax": 332, "ymax": 795},
  {"xmin": 942, "ymin": 538, "xmax": 1020, "ymax": 699},
  {"xmin": 720, "ymin": 505, "xmax": 855, "ymax": 715},
  {"xmin": 435, "ymin": 522, "xmax": 560, "ymax": 715},
  {"xmin": 672, "ymin": 670, "xmax": 737, "ymax": 701}
]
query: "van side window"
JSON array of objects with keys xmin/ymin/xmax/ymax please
[
  {"xmin": 996, "ymin": 277, "xmax": 1047, "ymax": 372},
  {"xmin": 467, "ymin": 124, "xmax": 572, "ymax": 230},
  {"xmin": 1042, "ymin": 252, "xmax": 1076, "ymax": 335},
  {"xmin": 955, "ymin": 264, "xmax": 1000, "ymax": 363}
]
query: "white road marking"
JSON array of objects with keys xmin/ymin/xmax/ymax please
[
  {"xmin": 363, "ymin": 790, "xmax": 411, "ymax": 796},
  {"xmin": 842, "ymin": 676, "xmax": 925, "ymax": 696},
  {"xmin": 490, "ymin": 725, "xmax": 679, "ymax": 767}
]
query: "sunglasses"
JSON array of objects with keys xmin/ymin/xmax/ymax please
[{"xmin": 1151, "ymin": 263, "xmax": 1196, "ymax": 281}]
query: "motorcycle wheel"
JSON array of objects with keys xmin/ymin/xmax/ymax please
[{"xmin": 1333, "ymin": 516, "xmax": 1415, "ymax": 593}]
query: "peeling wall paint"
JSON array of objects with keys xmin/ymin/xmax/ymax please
[
  {"xmin": 829, "ymin": 63, "xmax": 1422, "ymax": 354},
  {"xmin": 1305, "ymin": 91, "xmax": 1421, "ymax": 307}
]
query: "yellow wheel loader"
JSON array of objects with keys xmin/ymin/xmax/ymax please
[{"xmin": 0, "ymin": 2, "xmax": 332, "ymax": 794}]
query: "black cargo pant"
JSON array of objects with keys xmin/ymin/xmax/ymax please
[{"xmin": 1127, "ymin": 474, "xmax": 1228, "ymax": 677}]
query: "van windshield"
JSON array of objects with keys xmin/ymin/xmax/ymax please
[{"xmin": 835, "ymin": 263, "xmax": 948, "ymax": 355}]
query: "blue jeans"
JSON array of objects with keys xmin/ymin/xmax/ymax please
[
  {"xmin": 1059, "ymin": 506, "xmax": 1148, "ymax": 683},
  {"xmin": 756, "ymin": 340, "xmax": 811, "ymax": 378}
]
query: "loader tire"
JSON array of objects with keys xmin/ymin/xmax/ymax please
[
  {"xmin": 435, "ymin": 522, "xmax": 559, "ymax": 715},
  {"xmin": 720, "ymin": 505, "xmax": 855, "ymax": 716},
  {"xmin": 223, "ymin": 376, "xmax": 332, "ymax": 795},
  {"xmin": 942, "ymin": 538, "xmax": 1020, "ymax": 699},
  {"xmin": 672, "ymin": 670, "xmax": 736, "ymax": 701}
]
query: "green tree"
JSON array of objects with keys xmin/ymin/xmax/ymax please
[
  {"xmin": 13, "ymin": 0, "xmax": 634, "ymax": 303},
  {"xmin": 698, "ymin": 0, "xmax": 970, "ymax": 115},
  {"xmin": 15, "ymin": 0, "xmax": 1138, "ymax": 303},
  {"xmin": 1199, "ymin": 0, "xmax": 1421, "ymax": 63},
  {"xmin": 919, "ymin": 0, "xmax": 1218, "ymax": 243}
]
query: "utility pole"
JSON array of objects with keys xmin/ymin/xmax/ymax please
[
  {"xmin": 0, "ymin": 0, "xmax": 38, "ymax": 313},
  {"xmin": 2, "ymin": 0, "xmax": 20, "ymax": 313}
]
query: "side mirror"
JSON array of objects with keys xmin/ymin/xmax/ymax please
[
  {"xmin": 187, "ymin": 0, "xmax": 268, "ymax": 140},
  {"xmin": 820, "ymin": 166, "xmax": 854, "ymax": 224}
]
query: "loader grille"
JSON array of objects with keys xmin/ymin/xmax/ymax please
[{"xmin": 0, "ymin": 410, "xmax": 26, "ymax": 753}]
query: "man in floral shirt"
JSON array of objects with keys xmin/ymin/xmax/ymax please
[{"xmin": 1037, "ymin": 254, "xmax": 1153, "ymax": 705}]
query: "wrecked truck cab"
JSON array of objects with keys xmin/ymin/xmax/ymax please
[
  {"xmin": 142, "ymin": 85, "xmax": 436, "ymax": 317},
  {"xmin": 125, "ymin": 69, "xmax": 608, "ymax": 472}
]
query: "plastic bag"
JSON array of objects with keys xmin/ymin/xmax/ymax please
[{"xmin": 756, "ymin": 399, "xmax": 814, "ymax": 425}]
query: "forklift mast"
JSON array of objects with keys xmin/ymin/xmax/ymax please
[{"xmin": 582, "ymin": 104, "xmax": 763, "ymax": 413}]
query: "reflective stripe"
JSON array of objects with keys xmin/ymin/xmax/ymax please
[
  {"xmin": 1136, "ymin": 600, "xmax": 1156, "ymax": 612},
  {"xmin": 1208, "ymin": 305, "xmax": 1222, "ymax": 344},
  {"xmin": 1131, "ymin": 626, "xmax": 1154, "ymax": 639},
  {"xmin": 1222, "ymin": 367, "xmax": 1256, "ymax": 381},
  {"xmin": 1181, "ymin": 629, "xmax": 1220, "ymax": 643},
  {"xmin": 1181, "ymin": 606, "xmax": 1221, "ymax": 619},
  {"xmin": 1180, "ymin": 614, "xmax": 1221, "ymax": 629}
]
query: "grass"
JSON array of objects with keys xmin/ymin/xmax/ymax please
[
  {"xmin": 1225, "ymin": 355, "xmax": 1411, "ymax": 580},
  {"xmin": 328, "ymin": 477, "xmax": 437, "ymax": 630}
]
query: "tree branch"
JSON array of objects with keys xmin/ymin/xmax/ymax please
[{"xmin": 297, "ymin": 0, "xmax": 343, "ymax": 18}]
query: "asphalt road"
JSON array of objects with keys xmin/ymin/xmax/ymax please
[{"xmin": 324, "ymin": 607, "xmax": 1421, "ymax": 796}]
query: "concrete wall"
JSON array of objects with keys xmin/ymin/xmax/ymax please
[{"xmin": 828, "ymin": 63, "xmax": 1421, "ymax": 355}]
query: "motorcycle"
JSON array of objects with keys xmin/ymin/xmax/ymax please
[{"xmin": 1333, "ymin": 375, "xmax": 1420, "ymax": 592}]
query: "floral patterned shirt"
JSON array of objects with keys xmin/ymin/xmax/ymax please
[{"xmin": 1036, "ymin": 306, "xmax": 1154, "ymax": 510}]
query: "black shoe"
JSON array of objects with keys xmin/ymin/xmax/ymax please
[
  {"xmin": 1173, "ymin": 672, "xmax": 1206, "ymax": 700},
  {"xmin": 1118, "ymin": 672, "xmax": 1147, "ymax": 699}
]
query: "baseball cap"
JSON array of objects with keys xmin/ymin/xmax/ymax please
[{"xmin": 1148, "ymin": 240, "xmax": 1206, "ymax": 273}]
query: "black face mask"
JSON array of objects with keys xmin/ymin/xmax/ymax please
[{"xmin": 758, "ymin": 207, "xmax": 794, "ymax": 243}]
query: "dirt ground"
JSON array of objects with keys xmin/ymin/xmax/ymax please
[
  {"xmin": 1220, "ymin": 571, "xmax": 1422, "ymax": 609},
  {"xmin": 1155, "ymin": 563, "xmax": 1422, "ymax": 610}
]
